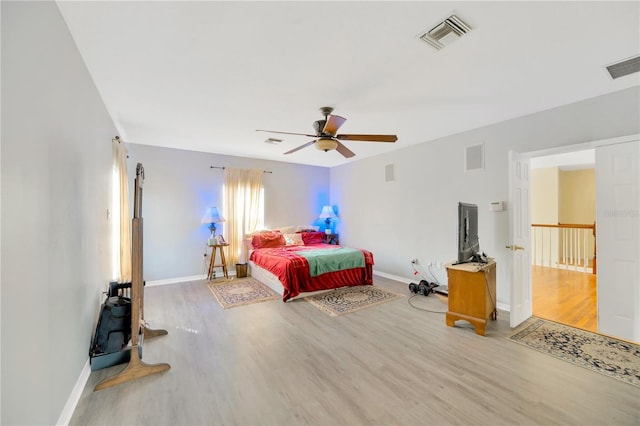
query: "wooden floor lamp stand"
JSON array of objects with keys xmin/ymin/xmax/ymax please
[
  {"xmin": 94, "ymin": 343, "xmax": 170, "ymax": 391},
  {"xmin": 95, "ymin": 163, "xmax": 170, "ymax": 391},
  {"xmin": 143, "ymin": 325, "xmax": 168, "ymax": 339}
]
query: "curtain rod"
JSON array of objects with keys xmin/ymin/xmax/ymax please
[
  {"xmin": 113, "ymin": 136, "xmax": 130, "ymax": 158},
  {"xmin": 210, "ymin": 166, "xmax": 272, "ymax": 174}
]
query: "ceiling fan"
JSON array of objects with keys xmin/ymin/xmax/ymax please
[{"xmin": 257, "ymin": 107, "xmax": 397, "ymax": 158}]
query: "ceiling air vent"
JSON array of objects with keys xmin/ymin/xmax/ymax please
[
  {"xmin": 605, "ymin": 55, "xmax": 640, "ymax": 80},
  {"xmin": 419, "ymin": 15, "xmax": 471, "ymax": 50}
]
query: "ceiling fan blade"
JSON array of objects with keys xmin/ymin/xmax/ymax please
[
  {"xmin": 322, "ymin": 115, "xmax": 346, "ymax": 135},
  {"xmin": 284, "ymin": 140, "xmax": 316, "ymax": 155},
  {"xmin": 336, "ymin": 134, "xmax": 398, "ymax": 142},
  {"xmin": 335, "ymin": 141, "xmax": 356, "ymax": 158},
  {"xmin": 257, "ymin": 129, "xmax": 317, "ymax": 138}
]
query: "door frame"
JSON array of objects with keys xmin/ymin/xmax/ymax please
[{"xmin": 509, "ymin": 133, "xmax": 639, "ymax": 326}]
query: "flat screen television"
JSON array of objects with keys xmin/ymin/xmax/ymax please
[{"xmin": 457, "ymin": 202, "xmax": 480, "ymax": 264}]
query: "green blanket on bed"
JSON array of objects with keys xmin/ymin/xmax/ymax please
[{"xmin": 297, "ymin": 247, "xmax": 365, "ymax": 277}]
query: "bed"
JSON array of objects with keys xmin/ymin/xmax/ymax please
[{"xmin": 246, "ymin": 230, "xmax": 374, "ymax": 301}]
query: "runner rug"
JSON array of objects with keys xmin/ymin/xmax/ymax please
[
  {"xmin": 208, "ymin": 277, "xmax": 279, "ymax": 309},
  {"xmin": 304, "ymin": 285, "xmax": 404, "ymax": 317},
  {"xmin": 510, "ymin": 317, "xmax": 640, "ymax": 388}
]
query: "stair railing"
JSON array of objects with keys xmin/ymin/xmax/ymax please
[{"xmin": 531, "ymin": 223, "xmax": 596, "ymax": 274}]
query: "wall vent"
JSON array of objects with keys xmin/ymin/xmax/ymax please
[
  {"xmin": 605, "ymin": 55, "xmax": 640, "ymax": 80},
  {"xmin": 385, "ymin": 164, "xmax": 395, "ymax": 182},
  {"xmin": 465, "ymin": 143, "xmax": 484, "ymax": 172},
  {"xmin": 419, "ymin": 15, "xmax": 471, "ymax": 50}
]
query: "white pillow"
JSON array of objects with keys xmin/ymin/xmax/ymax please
[{"xmin": 284, "ymin": 233, "xmax": 304, "ymax": 246}]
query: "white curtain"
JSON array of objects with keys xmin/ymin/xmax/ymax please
[
  {"xmin": 112, "ymin": 138, "xmax": 132, "ymax": 283},
  {"xmin": 224, "ymin": 168, "xmax": 263, "ymax": 265}
]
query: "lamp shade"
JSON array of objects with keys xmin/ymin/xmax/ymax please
[
  {"xmin": 201, "ymin": 207, "xmax": 225, "ymax": 224},
  {"xmin": 318, "ymin": 205, "xmax": 337, "ymax": 219}
]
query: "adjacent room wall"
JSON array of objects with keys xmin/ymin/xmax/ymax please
[
  {"xmin": 330, "ymin": 86, "xmax": 640, "ymax": 308},
  {"xmin": 559, "ymin": 168, "xmax": 597, "ymax": 261},
  {"xmin": 531, "ymin": 167, "xmax": 560, "ymax": 265},
  {"xmin": 1, "ymin": 2, "xmax": 115, "ymax": 424},
  {"xmin": 125, "ymin": 143, "xmax": 330, "ymax": 281},
  {"xmin": 559, "ymin": 168, "xmax": 596, "ymax": 224},
  {"xmin": 531, "ymin": 167, "xmax": 559, "ymax": 224}
]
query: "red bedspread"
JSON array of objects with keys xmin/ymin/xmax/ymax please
[{"xmin": 249, "ymin": 243, "xmax": 374, "ymax": 301}]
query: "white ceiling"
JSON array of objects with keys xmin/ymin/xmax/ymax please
[{"xmin": 56, "ymin": 1, "xmax": 640, "ymax": 168}]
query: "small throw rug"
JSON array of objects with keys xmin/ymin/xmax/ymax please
[
  {"xmin": 510, "ymin": 318, "xmax": 640, "ymax": 388},
  {"xmin": 208, "ymin": 277, "xmax": 279, "ymax": 309},
  {"xmin": 304, "ymin": 285, "xmax": 404, "ymax": 317}
]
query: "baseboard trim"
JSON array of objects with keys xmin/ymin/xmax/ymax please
[
  {"xmin": 373, "ymin": 269, "xmax": 412, "ymax": 284},
  {"xmin": 497, "ymin": 302, "xmax": 510, "ymax": 312},
  {"xmin": 373, "ymin": 269, "xmax": 511, "ymax": 312},
  {"xmin": 56, "ymin": 358, "xmax": 91, "ymax": 426},
  {"xmin": 146, "ymin": 272, "xmax": 237, "ymax": 287},
  {"xmin": 146, "ymin": 274, "xmax": 207, "ymax": 287}
]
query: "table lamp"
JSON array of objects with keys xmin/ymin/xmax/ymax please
[
  {"xmin": 318, "ymin": 205, "xmax": 337, "ymax": 235},
  {"xmin": 201, "ymin": 206, "xmax": 225, "ymax": 245}
]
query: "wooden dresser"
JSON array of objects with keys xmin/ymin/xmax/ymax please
[{"xmin": 445, "ymin": 260, "xmax": 497, "ymax": 336}]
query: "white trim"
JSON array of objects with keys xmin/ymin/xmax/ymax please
[
  {"xmin": 146, "ymin": 272, "xmax": 238, "ymax": 287},
  {"xmin": 373, "ymin": 269, "xmax": 510, "ymax": 312},
  {"xmin": 509, "ymin": 134, "xmax": 640, "ymax": 324},
  {"xmin": 373, "ymin": 269, "xmax": 412, "ymax": 284},
  {"xmin": 56, "ymin": 359, "xmax": 91, "ymax": 426},
  {"xmin": 145, "ymin": 274, "xmax": 208, "ymax": 287},
  {"xmin": 522, "ymin": 133, "xmax": 640, "ymax": 159},
  {"xmin": 496, "ymin": 301, "xmax": 510, "ymax": 312}
]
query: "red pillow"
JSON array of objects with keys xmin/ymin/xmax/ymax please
[
  {"xmin": 300, "ymin": 231, "xmax": 324, "ymax": 245},
  {"xmin": 251, "ymin": 231, "xmax": 285, "ymax": 249}
]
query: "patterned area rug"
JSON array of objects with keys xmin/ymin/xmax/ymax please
[
  {"xmin": 510, "ymin": 318, "xmax": 640, "ymax": 388},
  {"xmin": 208, "ymin": 277, "xmax": 279, "ymax": 309},
  {"xmin": 304, "ymin": 285, "xmax": 404, "ymax": 316}
]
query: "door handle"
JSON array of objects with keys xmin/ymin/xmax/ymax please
[{"xmin": 505, "ymin": 244, "xmax": 525, "ymax": 251}]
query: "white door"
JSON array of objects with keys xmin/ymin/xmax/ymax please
[
  {"xmin": 596, "ymin": 141, "xmax": 640, "ymax": 342},
  {"xmin": 509, "ymin": 151, "xmax": 532, "ymax": 327}
]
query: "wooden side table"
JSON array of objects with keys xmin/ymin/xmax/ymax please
[
  {"xmin": 208, "ymin": 244, "xmax": 229, "ymax": 280},
  {"xmin": 324, "ymin": 233, "xmax": 340, "ymax": 245},
  {"xmin": 444, "ymin": 260, "xmax": 497, "ymax": 336}
]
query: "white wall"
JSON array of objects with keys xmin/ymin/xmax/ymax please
[
  {"xmin": 331, "ymin": 86, "xmax": 640, "ymax": 308},
  {"xmin": 1, "ymin": 2, "xmax": 115, "ymax": 424},
  {"xmin": 125, "ymin": 143, "xmax": 330, "ymax": 281}
]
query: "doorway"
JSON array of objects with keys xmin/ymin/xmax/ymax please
[
  {"xmin": 509, "ymin": 134, "xmax": 639, "ymax": 343},
  {"xmin": 530, "ymin": 150, "xmax": 597, "ymax": 332}
]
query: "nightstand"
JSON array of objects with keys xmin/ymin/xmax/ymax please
[
  {"xmin": 324, "ymin": 233, "xmax": 340, "ymax": 245},
  {"xmin": 207, "ymin": 243, "xmax": 229, "ymax": 280}
]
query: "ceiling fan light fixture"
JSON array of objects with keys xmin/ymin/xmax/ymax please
[{"xmin": 316, "ymin": 138, "xmax": 338, "ymax": 152}]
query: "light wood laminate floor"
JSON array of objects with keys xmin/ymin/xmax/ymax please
[
  {"xmin": 71, "ymin": 276, "xmax": 639, "ymax": 425},
  {"xmin": 532, "ymin": 265, "xmax": 597, "ymax": 332}
]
